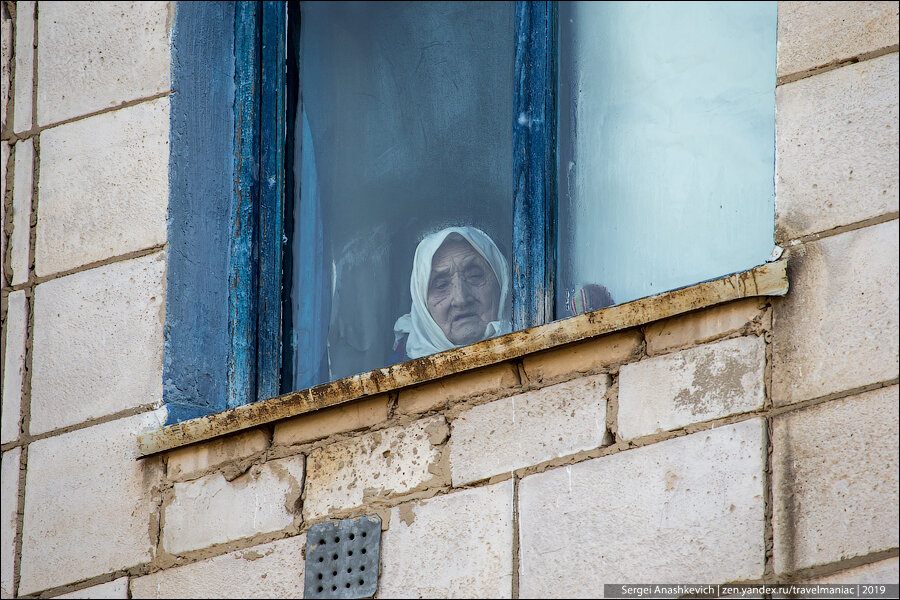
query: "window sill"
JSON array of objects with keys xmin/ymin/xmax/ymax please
[{"xmin": 138, "ymin": 259, "xmax": 788, "ymax": 457}]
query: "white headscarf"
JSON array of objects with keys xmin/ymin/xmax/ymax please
[{"xmin": 393, "ymin": 226, "xmax": 511, "ymax": 359}]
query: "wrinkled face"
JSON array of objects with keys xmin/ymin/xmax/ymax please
[{"xmin": 426, "ymin": 235, "xmax": 501, "ymax": 345}]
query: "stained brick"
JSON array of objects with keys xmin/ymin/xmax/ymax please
[
  {"xmin": 519, "ymin": 420, "xmax": 766, "ymax": 596},
  {"xmin": 303, "ymin": 417, "xmax": 448, "ymax": 521},
  {"xmin": 618, "ymin": 336, "xmax": 766, "ymax": 440},
  {"xmin": 162, "ymin": 455, "xmax": 305, "ymax": 555},
  {"xmin": 449, "ymin": 374, "xmax": 610, "ymax": 485},
  {"xmin": 378, "ymin": 481, "xmax": 513, "ymax": 599},
  {"xmin": 772, "ymin": 221, "xmax": 899, "ymax": 405},
  {"xmin": 772, "ymin": 386, "xmax": 899, "ymax": 573}
]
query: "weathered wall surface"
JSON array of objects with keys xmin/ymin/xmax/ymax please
[{"xmin": 1, "ymin": 1, "xmax": 897, "ymax": 598}]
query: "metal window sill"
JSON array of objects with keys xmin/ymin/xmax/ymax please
[{"xmin": 138, "ymin": 259, "xmax": 788, "ymax": 457}]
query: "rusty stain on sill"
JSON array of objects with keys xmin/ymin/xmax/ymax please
[{"xmin": 137, "ymin": 259, "xmax": 788, "ymax": 457}]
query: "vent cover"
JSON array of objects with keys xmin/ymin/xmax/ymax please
[{"xmin": 304, "ymin": 514, "xmax": 382, "ymax": 599}]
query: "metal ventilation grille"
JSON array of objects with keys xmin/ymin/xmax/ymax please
[{"xmin": 304, "ymin": 514, "xmax": 382, "ymax": 599}]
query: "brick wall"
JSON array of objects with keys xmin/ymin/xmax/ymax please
[{"xmin": 1, "ymin": 1, "xmax": 897, "ymax": 597}]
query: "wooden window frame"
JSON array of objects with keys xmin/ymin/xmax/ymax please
[{"xmin": 226, "ymin": 0, "xmax": 557, "ymax": 410}]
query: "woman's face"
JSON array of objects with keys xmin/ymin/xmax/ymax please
[{"xmin": 426, "ymin": 235, "xmax": 501, "ymax": 345}]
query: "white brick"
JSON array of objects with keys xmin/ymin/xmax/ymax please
[
  {"xmin": 303, "ymin": 417, "xmax": 448, "ymax": 522},
  {"xmin": 777, "ymin": 2, "xmax": 899, "ymax": 79},
  {"xmin": 1, "ymin": 11, "xmax": 11, "ymax": 132},
  {"xmin": 12, "ymin": 1, "xmax": 33, "ymax": 133},
  {"xmin": 167, "ymin": 429, "xmax": 270, "ymax": 482},
  {"xmin": 450, "ymin": 374, "xmax": 610, "ymax": 486},
  {"xmin": 645, "ymin": 298, "xmax": 766, "ymax": 356},
  {"xmin": 30, "ymin": 252, "xmax": 165, "ymax": 434},
  {"xmin": 36, "ymin": 1, "xmax": 170, "ymax": 125},
  {"xmin": 131, "ymin": 536, "xmax": 306, "ymax": 599},
  {"xmin": 1, "ymin": 290, "xmax": 26, "ymax": 444},
  {"xmin": 1, "ymin": 447, "xmax": 21, "ymax": 599},
  {"xmin": 10, "ymin": 138, "xmax": 32, "ymax": 286},
  {"xmin": 19, "ymin": 410, "xmax": 166, "ymax": 595},
  {"xmin": 162, "ymin": 455, "xmax": 305, "ymax": 555},
  {"xmin": 57, "ymin": 578, "xmax": 129, "ymax": 599},
  {"xmin": 772, "ymin": 221, "xmax": 899, "ymax": 405},
  {"xmin": 807, "ymin": 557, "xmax": 899, "ymax": 584},
  {"xmin": 618, "ymin": 336, "xmax": 766, "ymax": 440},
  {"xmin": 519, "ymin": 420, "xmax": 766, "ymax": 596},
  {"xmin": 776, "ymin": 54, "xmax": 898, "ymax": 240},
  {"xmin": 378, "ymin": 481, "xmax": 514, "ymax": 599},
  {"xmin": 35, "ymin": 97, "xmax": 169, "ymax": 276},
  {"xmin": 772, "ymin": 386, "xmax": 899, "ymax": 574},
  {"xmin": 1, "ymin": 142, "xmax": 8, "ymax": 285}
]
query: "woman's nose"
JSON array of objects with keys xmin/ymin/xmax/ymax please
[{"xmin": 449, "ymin": 275, "xmax": 473, "ymax": 306}]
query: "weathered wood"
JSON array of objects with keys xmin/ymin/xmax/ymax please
[
  {"xmin": 229, "ymin": 1, "xmax": 262, "ymax": 410},
  {"xmin": 512, "ymin": 1, "xmax": 558, "ymax": 330},
  {"xmin": 165, "ymin": 1, "xmax": 235, "ymax": 423},
  {"xmin": 139, "ymin": 259, "xmax": 789, "ymax": 456},
  {"xmin": 257, "ymin": 1, "xmax": 287, "ymax": 402}
]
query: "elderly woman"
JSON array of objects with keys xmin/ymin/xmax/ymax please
[{"xmin": 393, "ymin": 226, "xmax": 511, "ymax": 360}]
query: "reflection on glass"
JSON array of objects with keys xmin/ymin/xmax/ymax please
[
  {"xmin": 289, "ymin": 1, "xmax": 514, "ymax": 390},
  {"xmin": 557, "ymin": 1, "xmax": 777, "ymax": 318}
]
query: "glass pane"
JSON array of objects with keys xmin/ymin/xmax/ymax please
[
  {"xmin": 289, "ymin": 1, "xmax": 514, "ymax": 390},
  {"xmin": 556, "ymin": 1, "xmax": 777, "ymax": 317}
]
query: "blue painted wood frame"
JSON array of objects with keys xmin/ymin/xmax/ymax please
[
  {"xmin": 229, "ymin": 1, "xmax": 262, "ymax": 409},
  {"xmin": 257, "ymin": 1, "xmax": 287, "ymax": 402},
  {"xmin": 165, "ymin": 1, "xmax": 236, "ymax": 424},
  {"xmin": 512, "ymin": 1, "xmax": 558, "ymax": 330}
]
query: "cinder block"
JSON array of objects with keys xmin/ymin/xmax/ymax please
[
  {"xmin": 777, "ymin": 2, "xmax": 899, "ymax": 79},
  {"xmin": 645, "ymin": 298, "xmax": 766, "ymax": 356},
  {"xmin": 772, "ymin": 386, "xmax": 899, "ymax": 574},
  {"xmin": 36, "ymin": 97, "xmax": 169, "ymax": 276},
  {"xmin": 132, "ymin": 536, "xmax": 306, "ymax": 598},
  {"xmin": 518, "ymin": 420, "xmax": 766, "ymax": 596},
  {"xmin": 521, "ymin": 330, "xmax": 642, "ymax": 384},
  {"xmin": 19, "ymin": 410, "xmax": 166, "ymax": 595},
  {"xmin": 449, "ymin": 374, "xmax": 610, "ymax": 486},
  {"xmin": 1, "ymin": 447, "xmax": 21, "ymax": 599},
  {"xmin": 1, "ymin": 290, "xmax": 26, "ymax": 444},
  {"xmin": 273, "ymin": 395, "xmax": 389, "ymax": 446},
  {"xmin": 36, "ymin": 1, "xmax": 170, "ymax": 124},
  {"xmin": 167, "ymin": 429, "xmax": 270, "ymax": 482},
  {"xmin": 397, "ymin": 363, "xmax": 520, "ymax": 415},
  {"xmin": 806, "ymin": 557, "xmax": 899, "ymax": 584},
  {"xmin": 378, "ymin": 481, "xmax": 513, "ymax": 599},
  {"xmin": 57, "ymin": 578, "xmax": 129, "ymax": 599},
  {"xmin": 303, "ymin": 417, "xmax": 448, "ymax": 521},
  {"xmin": 12, "ymin": 1, "xmax": 33, "ymax": 133},
  {"xmin": 30, "ymin": 252, "xmax": 165, "ymax": 434},
  {"xmin": 161, "ymin": 455, "xmax": 305, "ymax": 555},
  {"xmin": 776, "ymin": 53, "xmax": 898, "ymax": 241},
  {"xmin": 772, "ymin": 221, "xmax": 899, "ymax": 405},
  {"xmin": 618, "ymin": 336, "xmax": 766, "ymax": 440},
  {"xmin": 10, "ymin": 138, "xmax": 32, "ymax": 286}
]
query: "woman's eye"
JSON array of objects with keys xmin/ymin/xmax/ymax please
[
  {"xmin": 431, "ymin": 279, "xmax": 450, "ymax": 292},
  {"xmin": 465, "ymin": 269, "xmax": 485, "ymax": 284}
]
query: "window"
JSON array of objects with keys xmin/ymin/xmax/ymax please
[{"xmin": 164, "ymin": 1, "xmax": 777, "ymax": 423}]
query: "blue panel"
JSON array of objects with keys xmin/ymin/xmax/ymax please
[
  {"xmin": 230, "ymin": 1, "xmax": 262, "ymax": 409},
  {"xmin": 513, "ymin": 1, "xmax": 557, "ymax": 330},
  {"xmin": 257, "ymin": 1, "xmax": 287, "ymax": 402},
  {"xmin": 165, "ymin": 1, "xmax": 236, "ymax": 424}
]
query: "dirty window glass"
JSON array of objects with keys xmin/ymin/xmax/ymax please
[
  {"xmin": 556, "ymin": 1, "xmax": 777, "ymax": 317},
  {"xmin": 288, "ymin": 1, "xmax": 515, "ymax": 390}
]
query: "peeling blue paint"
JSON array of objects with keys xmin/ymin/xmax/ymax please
[{"xmin": 164, "ymin": 1, "xmax": 236, "ymax": 424}]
